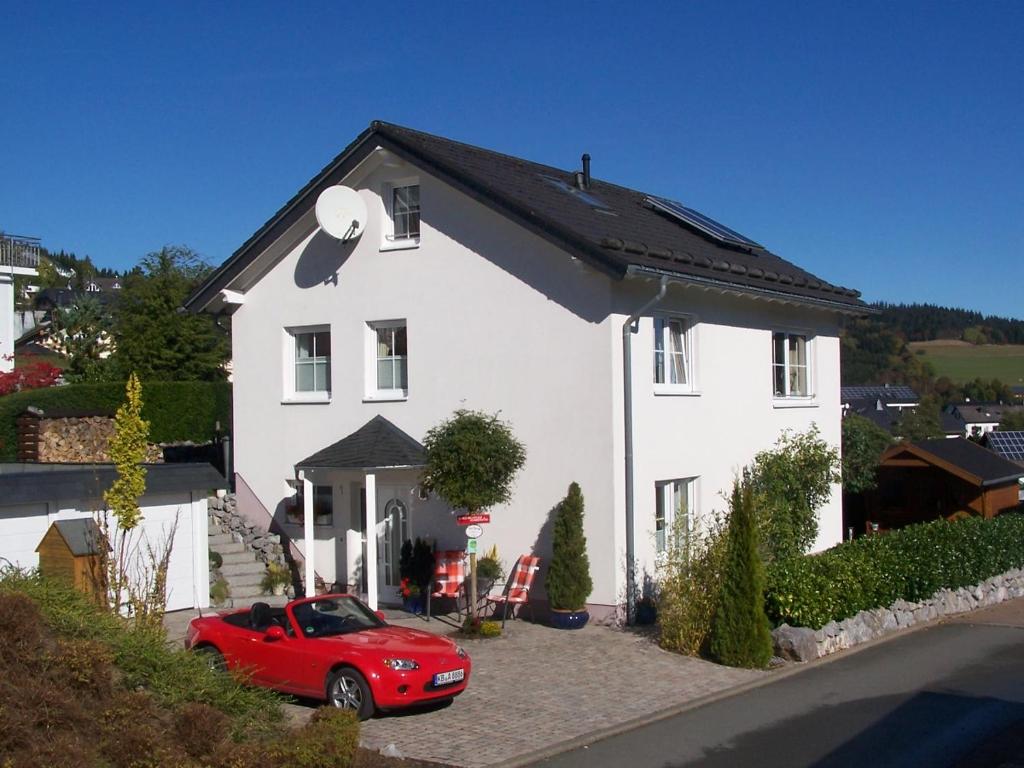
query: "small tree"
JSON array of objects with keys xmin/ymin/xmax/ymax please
[
  {"xmin": 894, "ymin": 396, "xmax": 945, "ymax": 441},
  {"xmin": 708, "ymin": 480, "xmax": 773, "ymax": 669},
  {"xmin": 422, "ymin": 409, "xmax": 526, "ymax": 618},
  {"xmin": 841, "ymin": 414, "xmax": 895, "ymax": 494},
  {"xmin": 747, "ymin": 425, "xmax": 840, "ymax": 564},
  {"xmin": 546, "ymin": 482, "xmax": 593, "ymax": 611}
]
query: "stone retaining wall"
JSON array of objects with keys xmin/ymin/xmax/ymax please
[
  {"xmin": 207, "ymin": 493, "xmax": 287, "ymax": 567},
  {"xmin": 772, "ymin": 567, "xmax": 1024, "ymax": 662}
]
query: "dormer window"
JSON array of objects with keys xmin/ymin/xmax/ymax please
[{"xmin": 382, "ymin": 178, "xmax": 420, "ymax": 250}]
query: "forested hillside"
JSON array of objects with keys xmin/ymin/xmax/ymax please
[{"xmin": 872, "ymin": 303, "xmax": 1024, "ymax": 345}]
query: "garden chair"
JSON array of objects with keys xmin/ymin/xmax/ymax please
[
  {"xmin": 485, "ymin": 554, "xmax": 540, "ymax": 628},
  {"xmin": 426, "ymin": 550, "xmax": 466, "ymax": 621}
]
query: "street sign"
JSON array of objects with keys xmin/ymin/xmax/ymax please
[
  {"xmin": 465, "ymin": 524, "xmax": 484, "ymax": 539},
  {"xmin": 457, "ymin": 513, "xmax": 490, "ymax": 525},
  {"xmin": 467, "ymin": 538, "xmax": 478, "ymax": 555}
]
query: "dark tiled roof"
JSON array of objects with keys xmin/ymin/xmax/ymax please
[
  {"xmin": 841, "ymin": 385, "xmax": 918, "ymax": 402},
  {"xmin": 0, "ymin": 462, "xmax": 228, "ymax": 503},
  {"xmin": 187, "ymin": 121, "xmax": 867, "ymax": 313},
  {"xmin": 50, "ymin": 518, "xmax": 106, "ymax": 556},
  {"xmin": 909, "ymin": 438, "xmax": 1024, "ymax": 486},
  {"xmin": 952, "ymin": 403, "xmax": 1024, "ymax": 424},
  {"xmin": 940, "ymin": 411, "xmax": 966, "ymax": 435},
  {"xmin": 297, "ymin": 416, "xmax": 426, "ymax": 470}
]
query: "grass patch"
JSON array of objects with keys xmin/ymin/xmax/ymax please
[{"xmin": 907, "ymin": 341, "xmax": 1024, "ymax": 385}]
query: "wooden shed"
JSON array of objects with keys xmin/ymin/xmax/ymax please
[
  {"xmin": 867, "ymin": 438, "xmax": 1024, "ymax": 531},
  {"xmin": 35, "ymin": 518, "xmax": 106, "ymax": 594}
]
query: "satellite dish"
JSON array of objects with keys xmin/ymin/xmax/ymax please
[{"xmin": 315, "ymin": 186, "xmax": 367, "ymax": 241}]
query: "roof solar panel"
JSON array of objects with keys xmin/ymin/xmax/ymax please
[
  {"xmin": 987, "ymin": 431, "xmax": 1024, "ymax": 462},
  {"xmin": 841, "ymin": 385, "xmax": 919, "ymax": 401},
  {"xmin": 646, "ymin": 196, "xmax": 763, "ymax": 249}
]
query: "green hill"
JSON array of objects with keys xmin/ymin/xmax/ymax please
[{"xmin": 907, "ymin": 341, "xmax": 1024, "ymax": 386}]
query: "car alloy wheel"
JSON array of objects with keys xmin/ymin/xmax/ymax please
[
  {"xmin": 197, "ymin": 646, "xmax": 226, "ymax": 673},
  {"xmin": 327, "ymin": 667, "xmax": 374, "ymax": 720}
]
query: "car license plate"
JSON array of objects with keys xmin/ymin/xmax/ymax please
[{"xmin": 433, "ymin": 668, "xmax": 465, "ymax": 686}]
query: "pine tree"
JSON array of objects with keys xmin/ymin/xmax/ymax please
[
  {"xmin": 546, "ymin": 482, "xmax": 593, "ymax": 610},
  {"xmin": 708, "ymin": 480, "xmax": 773, "ymax": 668}
]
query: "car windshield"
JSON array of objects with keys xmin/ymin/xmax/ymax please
[{"xmin": 291, "ymin": 596, "xmax": 385, "ymax": 638}]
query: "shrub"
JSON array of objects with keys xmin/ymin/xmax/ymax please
[
  {"xmin": 460, "ymin": 617, "xmax": 502, "ymax": 637},
  {"xmin": 656, "ymin": 510, "xmax": 728, "ymax": 656},
  {"xmin": 476, "ymin": 544, "xmax": 504, "ymax": 581},
  {"xmin": 174, "ymin": 702, "xmax": 231, "ymax": 759},
  {"xmin": 209, "ymin": 550, "xmax": 224, "ymax": 569},
  {"xmin": 274, "ymin": 707, "xmax": 360, "ymax": 768},
  {"xmin": 708, "ymin": 481, "xmax": 773, "ymax": 669},
  {"xmin": 546, "ymin": 482, "xmax": 593, "ymax": 611},
  {"xmin": 765, "ymin": 514, "xmax": 1024, "ymax": 629},
  {"xmin": 0, "ymin": 380, "xmax": 231, "ymax": 459}
]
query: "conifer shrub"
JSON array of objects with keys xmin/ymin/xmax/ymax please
[
  {"xmin": 708, "ymin": 480, "xmax": 773, "ymax": 669},
  {"xmin": 546, "ymin": 482, "xmax": 593, "ymax": 610}
]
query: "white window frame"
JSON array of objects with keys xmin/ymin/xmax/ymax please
[
  {"xmin": 653, "ymin": 313, "xmax": 697, "ymax": 395},
  {"xmin": 364, "ymin": 319, "xmax": 408, "ymax": 401},
  {"xmin": 380, "ymin": 177, "xmax": 420, "ymax": 251},
  {"xmin": 283, "ymin": 325, "xmax": 331, "ymax": 403},
  {"xmin": 771, "ymin": 330, "xmax": 814, "ymax": 404},
  {"xmin": 655, "ymin": 478, "xmax": 696, "ymax": 555}
]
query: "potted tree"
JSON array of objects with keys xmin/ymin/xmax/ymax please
[
  {"xmin": 547, "ymin": 482, "xmax": 593, "ymax": 629},
  {"xmin": 261, "ymin": 562, "xmax": 291, "ymax": 596},
  {"xmin": 422, "ymin": 409, "xmax": 526, "ymax": 621},
  {"xmin": 476, "ymin": 544, "xmax": 504, "ymax": 597}
]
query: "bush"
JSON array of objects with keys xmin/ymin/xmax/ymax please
[
  {"xmin": 546, "ymin": 482, "xmax": 593, "ymax": 611},
  {"xmin": 0, "ymin": 380, "xmax": 231, "ymax": 459},
  {"xmin": 708, "ymin": 481, "xmax": 773, "ymax": 669},
  {"xmin": 765, "ymin": 514, "xmax": 1024, "ymax": 629},
  {"xmin": 460, "ymin": 617, "xmax": 502, "ymax": 637},
  {"xmin": 657, "ymin": 510, "xmax": 728, "ymax": 656},
  {"xmin": 274, "ymin": 707, "xmax": 360, "ymax": 768}
]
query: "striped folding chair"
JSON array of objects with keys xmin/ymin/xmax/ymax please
[
  {"xmin": 485, "ymin": 555, "xmax": 540, "ymax": 628},
  {"xmin": 426, "ymin": 550, "xmax": 466, "ymax": 621}
]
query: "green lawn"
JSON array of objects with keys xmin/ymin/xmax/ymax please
[{"xmin": 908, "ymin": 341, "xmax": 1024, "ymax": 385}]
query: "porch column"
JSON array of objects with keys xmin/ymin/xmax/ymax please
[
  {"xmin": 365, "ymin": 471, "xmax": 378, "ymax": 610},
  {"xmin": 302, "ymin": 472, "xmax": 315, "ymax": 597}
]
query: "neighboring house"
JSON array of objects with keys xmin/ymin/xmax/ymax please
[
  {"xmin": 949, "ymin": 402, "xmax": 1024, "ymax": 438},
  {"xmin": 185, "ymin": 121, "xmax": 867, "ymax": 614},
  {"xmin": 869, "ymin": 438, "xmax": 1024, "ymax": 529},
  {"xmin": 982, "ymin": 431, "xmax": 1024, "ymax": 502},
  {"xmin": 0, "ymin": 462, "xmax": 225, "ymax": 611},
  {"xmin": 841, "ymin": 384, "xmax": 920, "ymax": 435}
]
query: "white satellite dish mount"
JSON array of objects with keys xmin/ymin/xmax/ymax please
[{"xmin": 315, "ymin": 186, "xmax": 367, "ymax": 242}]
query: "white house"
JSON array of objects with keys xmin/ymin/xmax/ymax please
[{"xmin": 185, "ymin": 121, "xmax": 867, "ymax": 617}]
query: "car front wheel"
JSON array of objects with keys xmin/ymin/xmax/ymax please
[
  {"xmin": 196, "ymin": 645, "xmax": 226, "ymax": 673},
  {"xmin": 327, "ymin": 667, "xmax": 374, "ymax": 720}
]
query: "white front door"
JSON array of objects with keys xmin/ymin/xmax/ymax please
[{"xmin": 375, "ymin": 487, "xmax": 410, "ymax": 605}]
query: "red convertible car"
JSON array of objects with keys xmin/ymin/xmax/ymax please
[{"xmin": 185, "ymin": 594, "xmax": 471, "ymax": 719}]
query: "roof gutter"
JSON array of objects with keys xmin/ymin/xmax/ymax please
[
  {"xmin": 626, "ymin": 264, "xmax": 876, "ymax": 315},
  {"xmin": 622, "ymin": 275, "xmax": 668, "ymax": 626},
  {"xmin": 980, "ymin": 473, "xmax": 1024, "ymax": 488}
]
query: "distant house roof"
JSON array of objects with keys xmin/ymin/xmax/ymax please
[
  {"xmin": 0, "ymin": 462, "xmax": 227, "ymax": 505},
  {"xmin": 186, "ymin": 121, "xmax": 868, "ymax": 315},
  {"xmin": 881, "ymin": 438, "xmax": 1024, "ymax": 488},
  {"xmin": 952, "ymin": 403, "xmax": 1024, "ymax": 425},
  {"xmin": 42, "ymin": 518, "xmax": 106, "ymax": 556},
  {"xmin": 840, "ymin": 385, "xmax": 918, "ymax": 403},
  {"xmin": 982, "ymin": 431, "xmax": 1024, "ymax": 465},
  {"xmin": 296, "ymin": 416, "xmax": 426, "ymax": 470}
]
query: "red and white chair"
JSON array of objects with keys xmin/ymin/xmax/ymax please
[
  {"xmin": 426, "ymin": 550, "xmax": 466, "ymax": 621},
  {"xmin": 485, "ymin": 555, "xmax": 540, "ymax": 627}
]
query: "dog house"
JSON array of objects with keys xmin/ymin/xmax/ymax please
[{"xmin": 36, "ymin": 518, "xmax": 106, "ymax": 594}]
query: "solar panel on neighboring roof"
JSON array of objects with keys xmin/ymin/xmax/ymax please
[
  {"xmin": 840, "ymin": 385, "xmax": 919, "ymax": 401},
  {"xmin": 986, "ymin": 431, "xmax": 1024, "ymax": 462},
  {"xmin": 646, "ymin": 196, "xmax": 762, "ymax": 248}
]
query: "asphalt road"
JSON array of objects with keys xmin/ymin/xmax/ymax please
[{"xmin": 533, "ymin": 600, "xmax": 1024, "ymax": 768}]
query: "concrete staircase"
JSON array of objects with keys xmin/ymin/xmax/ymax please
[{"xmin": 208, "ymin": 528, "xmax": 290, "ymax": 608}]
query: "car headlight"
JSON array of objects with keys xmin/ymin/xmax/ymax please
[
  {"xmin": 456, "ymin": 645, "xmax": 468, "ymax": 659},
  {"xmin": 383, "ymin": 658, "xmax": 419, "ymax": 671}
]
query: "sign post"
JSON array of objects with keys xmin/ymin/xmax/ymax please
[{"xmin": 457, "ymin": 512, "xmax": 490, "ymax": 620}]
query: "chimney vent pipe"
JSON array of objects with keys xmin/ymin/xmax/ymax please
[{"xmin": 582, "ymin": 153, "xmax": 591, "ymax": 189}]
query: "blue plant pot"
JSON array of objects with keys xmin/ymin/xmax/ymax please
[
  {"xmin": 549, "ymin": 608, "xmax": 590, "ymax": 630},
  {"xmin": 403, "ymin": 596, "xmax": 423, "ymax": 614}
]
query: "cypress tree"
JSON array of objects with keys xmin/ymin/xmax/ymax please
[
  {"xmin": 709, "ymin": 480, "xmax": 773, "ymax": 668},
  {"xmin": 546, "ymin": 482, "xmax": 593, "ymax": 610}
]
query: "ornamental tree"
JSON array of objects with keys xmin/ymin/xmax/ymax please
[
  {"xmin": 841, "ymin": 414, "xmax": 895, "ymax": 494},
  {"xmin": 546, "ymin": 482, "xmax": 593, "ymax": 611},
  {"xmin": 422, "ymin": 409, "xmax": 526, "ymax": 618}
]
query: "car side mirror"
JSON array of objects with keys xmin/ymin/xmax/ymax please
[
  {"xmin": 265, "ymin": 625, "xmax": 286, "ymax": 641},
  {"xmin": 374, "ymin": 610, "xmax": 387, "ymax": 622}
]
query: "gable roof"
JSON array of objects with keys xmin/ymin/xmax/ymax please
[
  {"xmin": 186, "ymin": 121, "xmax": 867, "ymax": 314},
  {"xmin": 296, "ymin": 415, "xmax": 426, "ymax": 470},
  {"xmin": 881, "ymin": 438, "xmax": 1024, "ymax": 488},
  {"xmin": 952, "ymin": 402, "xmax": 1024, "ymax": 425},
  {"xmin": 44, "ymin": 518, "xmax": 106, "ymax": 556}
]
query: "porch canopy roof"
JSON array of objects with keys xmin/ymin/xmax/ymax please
[{"xmin": 295, "ymin": 415, "xmax": 426, "ymax": 471}]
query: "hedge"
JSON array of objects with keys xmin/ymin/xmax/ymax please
[
  {"xmin": 765, "ymin": 514, "xmax": 1024, "ymax": 630},
  {"xmin": 0, "ymin": 381, "xmax": 231, "ymax": 460}
]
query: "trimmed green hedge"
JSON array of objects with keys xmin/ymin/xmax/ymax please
[
  {"xmin": 0, "ymin": 381, "xmax": 231, "ymax": 459},
  {"xmin": 765, "ymin": 514, "xmax": 1024, "ymax": 630}
]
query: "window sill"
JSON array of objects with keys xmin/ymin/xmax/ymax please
[
  {"xmin": 380, "ymin": 239, "xmax": 420, "ymax": 252},
  {"xmin": 282, "ymin": 394, "xmax": 331, "ymax": 405},
  {"xmin": 772, "ymin": 398, "xmax": 818, "ymax": 409},
  {"xmin": 654, "ymin": 387, "xmax": 701, "ymax": 397},
  {"xmin": 363, "ymin": 391, "xmax": 408, "ymax": 403}
]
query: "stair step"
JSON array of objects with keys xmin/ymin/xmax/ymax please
[
  {"xmin": 223, "ymin": 593, "xmax": 291, "ymax": 609},
  {"xmin": 224, "ymin": 573, "xmax": 266, "ymax": 589},
  {"xmin": 208, "ymin": 542, "xmax": 247, "ymax": 556},
  {"xmin": 220, "ymin": 551, "xmax": 261, "ymax": 566},
  {"xmin": 208, "ymin": 533, "xmax": 241, "ymax": 545},
  {"xmin": 220, "ymin": 561, "xmax": 267, "ymax": 578}
]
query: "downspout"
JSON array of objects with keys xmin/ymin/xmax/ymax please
[{"xmin": 622, "ymin": 275, "xmax": 668, "ymax": 625}]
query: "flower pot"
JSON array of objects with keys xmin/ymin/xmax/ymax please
[
  {"xmin": 403, "ymin": 595, "xmax": 423, "ymax": 614},
  {"xmin": 549, "ymin": 608, "xmax": 589, "ymax": 630},
  {"xmin": 271, "ymin": 583, "xmax": 286, "ymax": 597}
]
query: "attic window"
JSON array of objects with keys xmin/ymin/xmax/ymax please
[{"xmin": 540, "ymin": 175, "xmax": 613, "ymax": 212}]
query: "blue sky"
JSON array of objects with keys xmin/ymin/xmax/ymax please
[{"xmin": 3, "ymin": 2, "xmax": 1021, "ymax": 318}]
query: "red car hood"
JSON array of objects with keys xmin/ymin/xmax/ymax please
[{"xmin": 323, "ymin": 625, "xmax": 460, "ymax": 656}]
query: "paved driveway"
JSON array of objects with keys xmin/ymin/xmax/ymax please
[{"xmin": 344, "ymin": 614, "xmax": 762, "ymax": 767}]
